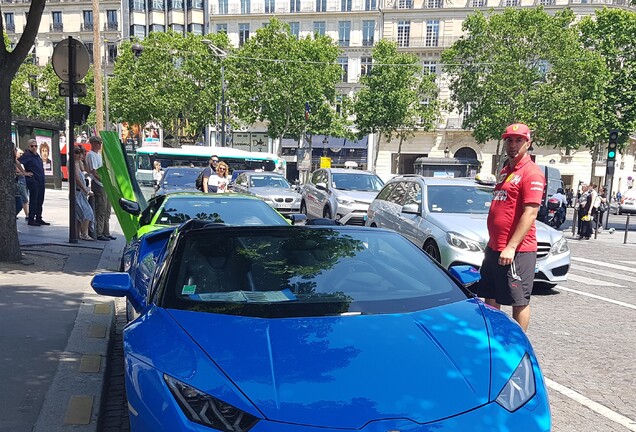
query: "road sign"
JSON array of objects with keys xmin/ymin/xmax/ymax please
[
  {"xmin": 59, "ymin": 83, "xmax": 87, "ymax": 97},
  {"xmin": 52, "ymin": 39, "xmax": 90, "ymax": 82}
]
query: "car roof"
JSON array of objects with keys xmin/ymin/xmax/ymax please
[
  {"xmin": 387, "ymin": 175, "xmax": 492, "ymax": 187},
  {"xmin": 322, "ymin": 168, "xmax": 378, "ymax": 175}
]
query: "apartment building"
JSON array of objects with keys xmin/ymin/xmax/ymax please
[{"xmin": 122, "ymin": 0, "xmax": 210, "ymax": 38}]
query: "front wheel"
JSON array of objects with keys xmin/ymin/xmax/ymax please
[{"xmin": 423, "ymin": 240, "xmax": 441, "ymax": 263}]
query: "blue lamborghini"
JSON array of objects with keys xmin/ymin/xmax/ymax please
[{"xmin": 91, "ymin": 222, "xmax": 551, "ymax": 432}]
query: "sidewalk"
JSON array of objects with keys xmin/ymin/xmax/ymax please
[
  {"xmin": 560, "ymin": 207, "xmax": 636, "ymax": 246},
  {"xmin": 3, "ymin": 187, "xmax": 125, "ymax": 432}
]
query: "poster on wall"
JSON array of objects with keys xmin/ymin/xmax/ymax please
[
  {"xmin": 34, "ymin": 128, "xmax": 53, "ymax": 175},
  {"xmin": 142, "ymin": 122, "xmax": 162, "ymax": 147}
]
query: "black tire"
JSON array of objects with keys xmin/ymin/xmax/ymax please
[
  {"xmin": 323, "ymin": 206, "xmax": 332, "ymax": 219},
  {"xmin": 300, "ymin": 201, "xmax": 307, "ymax": 215},
  {"xmin": 423, "ymin": 240, "xmax": 441, "ymax": 263}
]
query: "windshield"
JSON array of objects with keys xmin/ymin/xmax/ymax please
[
  {"xmin": 249, "ymin": 175, "xmax": 291, "ymax": 188},
  {"xmin": 162, "ymin": 169, "xmax": 199, "ymax": 188},
  {"xmin": 427, "ymin": 185, "xmax": 493, "ymax": 214},
  {"xmin": 331, "ymin": 173, "xmax": 384, "ymax": 191},
  {"xmin": 155, "ymin": 197, "xmax": 289, "ymax": 226},
  {"xmin": 161, "ymin": 227, "xmax": 468, "ymax": 318}
]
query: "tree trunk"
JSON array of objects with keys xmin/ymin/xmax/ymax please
[
  {"xmin": 372, "ymin": 132, "xmax": 383, "ymax": 173},
  {"xmin": 395, "ymin": 134, "xmax": 404, "ymax": 174},
  {"xmin": 492, "ymin": 139, "xmax": 502, "ymax": 175}
]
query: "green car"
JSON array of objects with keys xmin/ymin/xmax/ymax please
[{"xmin": 98, "ymin": 131, "xmax": 304, "ymax": 242}]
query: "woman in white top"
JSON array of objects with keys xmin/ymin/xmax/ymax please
[
  {"xmin": 152, "ymin": 160, "xmax": 164, "ymax": 192},
  {"xmin": 208, "ymin": 161, "xmax": 230, "ymax": 193},
  {"xmin": 73, "ymin": 147, "xmax": 95, "ymax": 240}
]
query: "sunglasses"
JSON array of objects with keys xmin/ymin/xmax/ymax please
[
  {"xmin": 211, "ymin": 160, "xmax": 219, "ymax": 163},
  {"xmin": 30, "ymin": 145, "xmax": 38, "ymax": 148},
  {"xmin": 218, "ymin": 168, "xmax": 226, "ymax": 171}
]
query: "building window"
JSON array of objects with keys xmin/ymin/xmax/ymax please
[
  {"xmin": 52, "ymin": 11, "xmax": 63, "ymax": 31},
  {"xmin": 85, "ymin": 42, "xmax": 94, "ymax": 63},
  {"xmin": 365, "ymin": 0, "xmax": 376, "ymax": 10},
  {"xmin": 290, "ymin": 0, "xmax": 300, "ymax": 12},
  {"xmin": 341, "ymin": 0, "xmax": 351, "ymax": 11},
  {"xmin": 216, "ymin": 23, "xmax": 227, "ymax": 33},
  {"xmin": 538, "ymin": 0, "xmax": 555, "ymax": 4},
  {"xmin": 188, "ymin": 0, "xmax": 204, "ymax": 8},
  {"xmin": 313, "ymin": 21, "xmax": 325, "ymax": 37},
  {"xmin": 265, "ymin": 0, "xmax": 275, "ymax": 13},
  {"xmin": 106, "ymin": 10, "xmax": 118, "ymax": 30},
  {"xmin": 188, "ymin": 23, "xmax": 204, "ymax": 34},
  {"xmin": 150, "ymin": 24, "xmax": 166, "ymax": 32},
  {"xmin": 338, "ymin": 57, "xmax": 348, "ymax": 83},
  {"xmin": 169, "ymin": 0, "xmax": 184, "ymax": 9},
  {"xmin": 241, "ymin": 0, "xmax": 251, "ymax": 14},
  {"xmin": 82, "ymin": 10, "xmax": 93, "ymax": 31},
  {"xmin": 504, "ymin": 0, "xmax": 519, "ymax": 5},
  {"xmin": 397, "ymin": 0, "xmax": 413, "ymax": 8},
  {"xmin": 239, "ymin": 23, "xmax": 250, "ymax": 46},
  {"xmin": 4, "ymin": 13, "xmax": 15, "ymax": 32},
  {"xmin": 425, "ymin": 20, "xmax": 439, "ymax": 47},
  {"xmin": 338, "ymin": 21, "xmax": 350, "ymax": 47},
  {"xmin": 362, "ymin": 20, "xmax": 374, "ymax": 46},
  {"xmin": 422, "ymin": 60, "xmax": 437, "ymax": 75},
  {"xmin": 130, "ymin": 0, "xmax": 145, "ymax": 11},
  {"xmin": 470, "ymin": 0, "xmax": 485, "ymax": 5},
  {"xmin": 425, "ymin": 0, "xmax": 442, "ymax": 7},
  {"xmin": 361, "ymin": 56, "xmax": 372, "ymax": 76},
  {"xmin": 290, "ymin": 22, "xmax": 300, "ymax": 39},
  {"xmin": 218, "ymin": 0, "xmax": 228, "ymax": 14},
  {"xmin": 131, "ymin": 24, "xmax": 146, "ymax": 38},
  {"xmin": 150, "ymin": 0, "xmax": 165, "ymax": 10},
  {"xmin": 106, "ymin": 43, "xmax": 118, "ymax": 64},
  {"xmin": 397, "ymin": 21, "xmax": 410, "ymax": 47},
  {"xmin": 316, "ymin": 0, "xmax": 326, "ymax": 12},
  {"xmin": 172, "ymin": 24, "xmax": 185, "ymax": 33}
]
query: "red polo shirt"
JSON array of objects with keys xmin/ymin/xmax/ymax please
[{"xmin": 487, "ymin": 155, "xmax": 545, "ymax": 252}]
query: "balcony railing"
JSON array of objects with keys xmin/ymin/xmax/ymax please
[
  {"xmin": 6, "ymin": 23, "xmax": 15, "ymax": 32},
  {"xmin": 211, "ymin": 0, "xmax": 375, "ymax": 14},
  {"xmin": 104, "ymin": 22, "xmax": 119, "ymax": 31},
  {"xmin": 388, "ymin": 35, "xmax": 460, "ymax": 49},
  {"xmin": 81, "ymin": 23, "xmax": 94, "ymax": 31},
  {"xmin": 50, "ymin": 23, "xmax": 64, "ymax": 32}
]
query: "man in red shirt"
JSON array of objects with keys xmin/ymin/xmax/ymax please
[{"xmin": 476, "ymin": 123, "xmax": 545, "ymax": 331}]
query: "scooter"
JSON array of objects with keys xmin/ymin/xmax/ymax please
[{"xmin": 545, "ymin": 198, "xmax": 564, "ymax": 229}]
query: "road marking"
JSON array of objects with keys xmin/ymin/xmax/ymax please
[
  {"xmin": 565, "ymin": 273, "xmax": 624, "ymax": 287},
  {"xmin": 571, "ymin": 257, "xmax": 636, "ymax": 274},
  {"xmin": 571, "ymin": 263, "xmax": 636, "ymax": 284},
  {"xmin": 556, "ymin": 285, "xmax": 636, "ymax": 311},
  {"xmin": 545, "ymin": 378, "xmax": 636, "ymax": 431}
]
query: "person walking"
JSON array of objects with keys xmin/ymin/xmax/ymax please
[
  {"xmin": 202, "ymin": 155, "xmax": 219, "ymax": 193},
  {"xmin": 85, "ymin": 136, "xmax": 116, "ymax": 241},
  {"xmin": 152, "ymin": 160, "xmax": 164, "ymax": 192},
  {"xmin": 474, "ymin": 123, "xmax": 545, "ymax": 332},
  {"xmin": 18, "ymin": 139, "xmax": 50, "ymax": 226}
]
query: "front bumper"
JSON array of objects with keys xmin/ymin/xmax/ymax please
[{"xmin": 335, "ymin": 202, "xmax": 370, "ymax": 226}]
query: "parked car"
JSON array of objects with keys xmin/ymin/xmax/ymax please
[
  {"xmin": 231, "ymin": 171, "xmax": 301, "ymax": 215},
  {"xmin": 611, "ymin": 189, "xmax": 636, "ymax": 215},
  {"xmin": 366, "ymin": 175, "xmax": 570, "ymax": 289},
  {"xmin": 91, "ymin": 222, "xmax": 551, "ymax": 432},
  {"xmin": 154, "ymin": 166, "xmax": 201, "ymax": 196},
  {"xmin": 300, "ymin": 168, "xmax": 384, "ymax": 225}
]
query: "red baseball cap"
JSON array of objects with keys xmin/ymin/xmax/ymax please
[{"xmin": 502, "ymin": 123, "xmax": 531, "ymax": 141}]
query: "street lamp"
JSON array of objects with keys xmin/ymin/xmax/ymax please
[{"xmin": 202, "ymin": 39, "xmax": 228, "ymax": 147}]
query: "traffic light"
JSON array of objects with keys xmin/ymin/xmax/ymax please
[{"xmin": 607, "ymin": 129, "xmax": 618, "ymax": 161}]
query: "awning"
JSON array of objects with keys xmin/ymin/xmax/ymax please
[{"xmin": 281, "ymin": 134, "xmax": 368, "ymax": 149}]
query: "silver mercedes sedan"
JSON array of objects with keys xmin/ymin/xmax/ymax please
[{"xmin": 366, "ymin": 175, "xmax": 570, "ymax": 289}]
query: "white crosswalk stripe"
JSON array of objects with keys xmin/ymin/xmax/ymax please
[
  {"xmin": 571, "ymin": 256, "xmax": 636, "ymax": 274},
  {"xmin": 570, "ymin": 263, "xmax": 636, "ymax": 284},
  {"xmin": 564, "ymin": 273, "xmax": 624, "ymax": 287}
]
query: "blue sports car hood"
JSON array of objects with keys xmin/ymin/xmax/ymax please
[{"xmin": 168, "ymin": 300, "xmax": 492, "ymax": 428}]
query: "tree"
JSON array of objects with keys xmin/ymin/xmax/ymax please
[
  {"xmin": 441, "ymin": 7, "xmax": 608, "ymax": 165},
  {"xmin": 109, "ymin": 31, "xmax": 229, "ymax": 146},
  {"xmin": 226, "ymin": 18, "xmax": 342, "ymax": 152},
  {"xmin": 579, "ymin": 8, "xmax": 636, "ymax": 148},
  {"xmin": 1, "ymin": 1, "xmax": 46, "ymax": 262},
  {"xmin": 355, "ymin": 39, "xmax": 440, "ymax": 173}
]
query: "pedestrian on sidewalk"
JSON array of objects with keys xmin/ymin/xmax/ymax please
[
  {"xmin": 596, "ymin": 186, "xmax": 608, "ymax": 232},
  {"xmin": 73, "ymin": 147, "xmax": 95, "ymax": 241},
  {"xmin": 474, "ymin": 123, "xmax": 545, "ymax": 332},
  {"xmin": 18, "ymin": 139, "xmax": 50, "ymax": 226},
  {"xmin": 86, "ymin": 136, "xmax": 116, "ymax": 241},
  {"xmin": 579, "ymin": 183, "xmax": 597, "ymax": 240},
  {"xmin": 14, "ymin": 146, "xmax": 32, "ymax": 220}
]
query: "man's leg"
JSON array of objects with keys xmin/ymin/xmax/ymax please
[
  {"xmin": 512, "ymin": 305, "xmax": 530, "ymax": 331},
  {"xmin": 93, "ymin": 183, "xmax": 106, "ymax": 237},
  {"xmin": 103, "ymin": 196, "xmax": 112, "ymax": 237},
  {"xmin": 484, "ymin": 298, "xmax": 501, "ymax": 310},
  {"xmin": 35, "ymin": 181, "xmax": 45, "ymax": 221},
  {"xmin": 26, "ymin": 181, "xmax": 38, "ymax": 222}
]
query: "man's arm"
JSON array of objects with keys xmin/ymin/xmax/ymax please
[
  {"xmin": 498, "ymin": 204, "xmax": 540, "ymax": 265},
  {"xmin": 86, "ymin": 153, "xmax": 101, "ymax": 183}
]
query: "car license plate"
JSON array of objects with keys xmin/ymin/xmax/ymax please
[{"xmin": 278, "ymin": 203, "xmax": 293, "ymax": 209}]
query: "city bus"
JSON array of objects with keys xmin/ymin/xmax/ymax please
[{"xmin": 134, "ymin": 145, "xmax": 286, "ymax": 186}]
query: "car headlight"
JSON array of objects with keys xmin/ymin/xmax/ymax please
[
  {"xmin": 164, "ymin": 374, "xmax": 259, "ymax": 431},
  {"xmin": 550, "ymin": 236, "xmax": 569, "ymax": 255},
  {"xmin": 336, "ymin": 197, "xmax": 355, "ymax": 206},
  {"xmin": 446, "ymin": 232, "xmax": 484, "ymax": 252},
  {"xmin": 495, "ymin": 354, "xmax": 536, "ymax": 412},
  {"xmin": 258, "ymin": 195, "xmax": 274, "ymax": 203}
]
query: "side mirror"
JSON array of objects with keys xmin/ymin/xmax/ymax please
[
  {"xmin": 119, "ymin": 198, "xmax": 141, "ymax": 216},
  {"xmin": 316, "ymin": 182, "xmax": 328, "ymax": 192},
  {"xmin": 287, "ymin": 213, "xmax": 307, "ymax": 225},
  {"xmin": 449, "ymin": 265, "xmax": 481, "ymax": 288},
  {"xmin": 402, "ymin": 203, "xmax": 420, "ymax": 214},
  {"xmin": 91, "ymin": 272, "xmax": 133, "ymax": 297}
]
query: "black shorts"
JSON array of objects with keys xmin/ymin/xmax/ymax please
[{"xmin": 475, "ymin": 247, "xmax": 536, "ymax": 306}]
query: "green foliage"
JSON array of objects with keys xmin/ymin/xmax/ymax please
[
  {"xmin": 109, "ymin": 31, "xmax": 230, "ymax": 143},
  {"xmin": 226, "ymin": 18, "xmax": 343, "ymax": 146},
  {"xmin": 579, "ymin": 8, "xmax": 636, "ymax": 147},
  {"xmin": 441, "ymin": 7, "xmax": 608, "ymax": 151},
  {"xmin": 355, "ymin": 39, "xmax": 439, "ymax": 167}
]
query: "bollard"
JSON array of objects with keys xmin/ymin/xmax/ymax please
[{"xmin": 624, "ymin": 214, "xmax": 630, "ymax": 244}]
